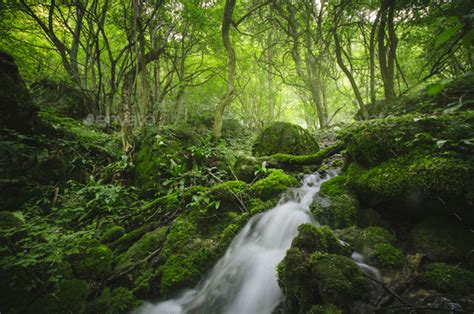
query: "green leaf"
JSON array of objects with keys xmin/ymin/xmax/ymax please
[
  {"xmin": 427, "ymin": 82, "xmax": 444, "ymax": 96},
  {"xmin": 435, "ymin": 23, "xmax": 463, "ymax": 49},
  {"xmin": 461, "ymin": 29, "xmax": 474, "ymax": 48}
]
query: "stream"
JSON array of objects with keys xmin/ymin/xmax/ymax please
[{"xmin": 137, "ymin": 171, "xmax": 379, "ymax": 314}]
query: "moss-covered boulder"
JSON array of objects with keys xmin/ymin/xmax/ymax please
[
  {"xmin": 278, "ymin": 224, "xmax": 367, "ymax": 312},
  {"xmin": 336, "ymin": 226, "xmax": 404, "ymax": 269},
  {"xmin": 252, "ymin": 122, "xmax": 319, "ymax": 157},
  {"xmin": 250, "ymin": 169, "xmax": 298, "ymax": 201},
  {"xmin": 411, "ymin": 217, "xmax": 473, "ymax": 261},
  {"xmin": 311, "ymin": 176, "xmax": 360, "ymax": 229},
  {"xmin": 28, "ymin": 279, "xmax": 89, "ymax": 314},
  {"xmin": 111, "ymin": 226, "xmax": 148, "ymax": 254},
  {"xmin": 421, "ymin": 263, "xmax": 474, "ymax": 295},
  {"xmin": 68, "ymin": 239, "xmax": 113, "ymax": 280}
]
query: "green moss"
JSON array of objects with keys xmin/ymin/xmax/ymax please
[
  {"xmin": 88, "ymin": 287, "xmax": 142, "ymax": 314},
  {"xmin": 411, "ymin": 217, "xmax": 472, "ymax": 261},
  {"xmin": 160, "ymin": 217, "xmax": 197, "ymax": 259},
  {"xmin": 357, "ymin": 208, "xmax": 384, "ymax": 227},
  {"xmin": 341, "ymin": 111, "xmax": 474, "ymax": 168},
  {"xmin": 208, "ymin": 180, "xmax": 248, "ymax": 211},
  {"xmin": 112, "ymin": 226, "xmax": 147, "ymax": 254},
  {"xmin": 309, "ymin": 253, "xmax": 368, "ymax": 307},
  {"xmin": 262, "ymin": 143, "xmax": 344, "ymax": 168},
  {"xmin": 346, "ymin": 153, "xmax": 473, "ymax": 208},
  {"xmin": 368, "ymin": 243, "xmax": 404, "ymax": 269},
  {"xmin": 100, "ymin": 225, "xmax": 125, "ymax": 244},
  {"xmin": 250, "ymin": 169, "xmax": 298, "ymax": 200},
  {"xmin": 336, "ymin": 226, "xmax": 396, "ymax": 252},
  {"xmin": 159, "ymin": 244, "xmax": 217, "ymax": 295},
  {"xmin": 115, "ymin": 227, "xmax": 168, "ymax": 270},
  {"xmin": 291, "ymin": 224, "xmax": 351, "ymax": 256},
  {"xmin": 69, "ymin": 239, "xmax": 113, "ymax": 280},
  {"xmin": 422, "ymin": 263, "xmax": 474, "ymax": 294},
  {"xmin": 252, "ymin": 122, "xmax": 319, "ymax": 157},
  {"xmin": 311, "ymin": 176, "xmax": 359, "ymax": 229},
  {"xmin": 28, "ymin": 279, "xmax": 89, "ymax": 314}
]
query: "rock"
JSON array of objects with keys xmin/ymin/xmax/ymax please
[
  {"xmin": 421, "ymin": 263, "xmax": 474, "ymax": 295},
  {"xmin": 311, "ymin": 176, "xmax": 360, "ymax": 229},
  {"xmin": 278, "ymin": 224, "xmax": 367, "ymax": 312},
  {"xmin": 252, "ymin": 122, "xmax": 319, "ymax": 157},
  {"xmin": 0, "ymin": 51, "xmax": 38, "ymax": 132},
  {"xmin": 30, "ymin": 80, "xmax": 95, "ymax": 119},
  {"xmin": 68, "ymin": 239, "xmax": 113, "ymax": 281},
  {"xmin": 410, "ymin": 217, "xmax": 473, "ymax": 262}
]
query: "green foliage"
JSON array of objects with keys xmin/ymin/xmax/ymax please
[
  {"xmin": 28, "ymin": 279, "xmax": 90, "ymax": 314},
  {"xmin": 422, "ymin": 263, "xmax": 474, "ymax": 294},
  {"xmin": 88, "ymin": 287, "xmax": 142, "ymax": 314},
  {"xmin": 336, "ymin": 226, "xmax": 396, "ymax": 252},
  {"xmin": 55, "ymin": 179, "xmax": 140, "ymax": 227},
  {"xmin": 250, "ymin": 169, "xmax": 298, "ymax": 200},
  {"xmin": 207, "ymin": 180, "xmax": 249, "ymax": 212}
]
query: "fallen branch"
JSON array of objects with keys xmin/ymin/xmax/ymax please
[{"xmin": 260, "ymin": 142, "xmax": 345, "ymax": 169}]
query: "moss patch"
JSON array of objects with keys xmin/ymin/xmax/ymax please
[
  {"xmin": 88, "ymin": 287, "xmax": 142, "ymax": 314},
  {"xmin": 250, "ymin": 169, "xmax": 298, "ymax": 201},
  {"xmin": 68, "ymin": 239, "xmax": 113, "ymax": 280},
  {"xmin": 311, "ymin": 176, "xmax": 359, "ymax": 229}
]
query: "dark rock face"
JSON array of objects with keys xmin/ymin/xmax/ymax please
[
  {"xmin": 0, "ymin": 50, "xmax": 38, "ymax": 132},
  {"xmin": 252, "ymin": 122, "xmax": 319, "ymax": 157},
  {"xmin": 30, "ymin": 80, "xmax": 95, "ymax": 119}
]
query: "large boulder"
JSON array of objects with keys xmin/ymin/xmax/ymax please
[
  {"xmin": 252, "ymin": 122, "xmax": 319, "ymax": 157},
  {"xmin": 0, "ymin": 51, "xmax": 38, "ymax": 132},
  {"xmin": 30, "ymin": 80, "xmax": 95, "ymax": 119}
]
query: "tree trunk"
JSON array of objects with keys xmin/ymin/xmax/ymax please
[{"xmin": 213, "ymin": 0, "xmax": 237, "ymax": 140}]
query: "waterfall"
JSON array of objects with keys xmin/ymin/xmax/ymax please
[{"xmin": 137, "ymin": 171, "xmax": 378, "ymax": 314}]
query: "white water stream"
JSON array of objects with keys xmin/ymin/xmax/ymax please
[{"xmin": 137, "ymin": 171, "xmax": 378, "ymax": 314}]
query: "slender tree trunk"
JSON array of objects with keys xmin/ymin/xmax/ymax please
[
  {"xmin": 213, "ymin": 0, "xmax": 236, "ymax": 140},
  {"xmin": 332, "ymin": 28, "xmax": 368, "ymax": 119},
  {"xmin": 266, "ymin": 32, "xmax": 275, "ymax": 125},
  {"xmin": 378, "ymin": 0, "xmax": 397, "ymax": 101}
]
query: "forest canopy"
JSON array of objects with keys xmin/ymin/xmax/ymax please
[{"xmin": 1, "ymin": 0, "xmax": 473, "ymax": 145}]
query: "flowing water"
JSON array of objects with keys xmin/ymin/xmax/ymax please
[{"xmin": 137, "ymin": 171, "xmax": 378, "ymax": 314}]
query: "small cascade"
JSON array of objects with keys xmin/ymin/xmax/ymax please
[{"xmin": 137, "ymin": 171, "xmax": 379, "ymax": 314}]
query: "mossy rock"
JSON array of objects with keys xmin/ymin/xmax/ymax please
[
  {"xmin": 68, "ymin": 239, "xmax": 113, "ymax": 280},
  {"xmin": 340, "ymin": 111, "xmax": 474, "ymax": 168},
  {"xmin": 308, "ymin": 304, "xmax": 343, "ymax": 314},
  {"xmin": 277, "ymin": 224, "xmax": 364, "ymax": 312},
  {"xmin": 422, "ymin": 263, "xmax": 474, "ymax": 294},
  {"xmin": 250, "ymin": 169, "xmax": 298, "ymax": 201},
  {"xmin": 100, "ymin": 225, "xmax": 125, "ymax": 244},
  {"xmin": 291, "ymin": 224, "xmax": 351, "ymax": 257},
  {"xmin": 112, "ymin": 226, "xmax": 148, "ymax": 254},
  {"xmin": 368, "ymin": 243, "xmax": 405, "ymax": 269},
  {"xmin": 309, "ymin": 253, "xmax": 369, "ymax": 307},
  {"xmin": 336, "ymin": 226, "xmax": 396, "ymax": 253},
  {"xmin": 278, "ymin": 249, "xmax": 368, "ymax": 312},
  {"xmin": 252, "ymin": 122, "xmax": 319, "ymax": 157},
  {"xmin": 159, "ymin": 243, "xmax": 218, "ymax": 295},
  {"xmin": 410, "ymin": 217, "xmax": 473, "ymax": 261},
  {"xmin": 88, "ymin": 287, "xmax": 142, "ymax": 314},
  {"xmin": 28, "ymin": 279, "xmax": 89, "ymax": 314},
  {"xmin": 115, "ymin": 227, "xmax": 168, "ymax": 271},
  {"xmin": 208, "ymin": 180, "xmax": 249, "ymax": 211},
  {"xmin": 346, "ymin": 153, "xmax": 474, "ymax": 212},
  {"xmin": 311, "ymin": 176, "xmax": 360, "ymax": 229}
]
